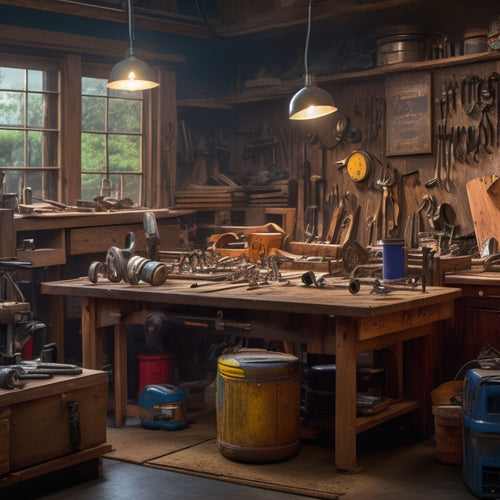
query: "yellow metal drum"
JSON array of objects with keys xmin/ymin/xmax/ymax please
[{"xmin": 216, "ymin": 350, "xmax": 301, "ymax": 463}]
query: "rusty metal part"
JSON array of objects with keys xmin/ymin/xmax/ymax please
[
  {"xmin": 484, "ymin": 253, "xmax": 500, "ymax": 271},
  {"xmin": 376, "ymin": 165, "xmax": 399, "ymax": 238},
  {"xmin": 369, "ymin": 278, "xmax": 419, "ymax": 294},
  {"xmin": 350, "ymin": 264, "xmax": 382, "ymax": 279},
  {"xmin": 301, "ymin": 271, "xmax": 359, "ymax": 293},
  {"xmin": 143, "ymin": 212, "xmax": 161, "ymax": 260},
  {"xmin": 302, "ymin": 270, "xmax": 318, "ymax": 286},
  {"xmin": 0, "ymin": 367, "xmax": 23, "ymax": 389},
  {"xmin": 341, "ymin": 241, "xmax": 369, "ymax": 273}
]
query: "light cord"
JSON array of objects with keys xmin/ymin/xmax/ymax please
[
  {"xmin": 304, "ymin": 0, "xmax": 313, "ymax": 82},
  {"xmin": 127, "ymin": 0, "xmax": 135, "ymax": 52}
]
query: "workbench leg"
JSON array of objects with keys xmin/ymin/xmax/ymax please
[
  {"xmin": 405, "ymin": 330, "xmax": 436, "ymax": 438},
  {"xmin": 81, "ymin": 296, "xmax": 103, "ymax": 370},
  {"xmin": 334, "ymin": 316, "xmax": 360, "ymax": 473},
  {"xmin": 114, "ymin": 323, "xmax": 128, "ymax": 428}
]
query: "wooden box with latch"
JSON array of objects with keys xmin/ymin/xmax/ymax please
[{"xmin": 0, "ymin": 369, "xmax": 111, "ymax": 487}]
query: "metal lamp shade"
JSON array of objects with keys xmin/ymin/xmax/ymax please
[
  {"xmin": 289, "ymin": 83, "xmax": 337, "ymax": 120},
  {"xmin": 288, "ymin": 0, "xmax": 337, "ymax": 120},
  {"xmin": 107, "ymin": 53, "xmax": 159, "ymax": 91}
]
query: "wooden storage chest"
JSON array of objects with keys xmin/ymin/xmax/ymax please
[{"xmin": 0, "ymin": 368, "xmax": 111, "ymax": 487}]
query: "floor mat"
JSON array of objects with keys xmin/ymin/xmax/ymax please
[
  {"xmin": 104, "ymin": 413, "xmax": 347, "ymax": 499},
  {"xmin": 105, "ymin": 413, "xmax": 217, "ymax": 463},
  {"xmin": 146, "ymin": 438, "xmax": 347, "ymax": 499},
  {"xmin": 104, "ymin": 412, "xmax": 471, "ymax": 499}
]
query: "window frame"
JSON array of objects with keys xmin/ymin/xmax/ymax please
[
  {"xmin": 80, "ymin": 72, "xmax": 146, "ymax": 205},
  {"xmin": 0, "ymin": 54, "xmax": 61, "ymax": 201},
  {"xmin": 0, "ymin": 26, "xmax": 180, "ymax": 209}
]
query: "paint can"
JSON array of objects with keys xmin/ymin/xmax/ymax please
[{"xmin": 382, "ymin": 238, "xmax": 405, "ymax": 280}]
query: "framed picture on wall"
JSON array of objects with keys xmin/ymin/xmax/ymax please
[{"xmin": 385, "ymin": 72, "xmax": 432, "ymax": 156}]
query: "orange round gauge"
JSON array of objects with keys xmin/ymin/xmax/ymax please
[{"xmin": 346, "ymin": 150, "xmax": 372, "ymax": 182}]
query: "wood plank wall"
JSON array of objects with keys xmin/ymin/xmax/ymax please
[{"xmin": 220, "ymin": 58, "xmax": 500, "ymax": 250}]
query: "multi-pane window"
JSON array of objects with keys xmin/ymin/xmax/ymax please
[
  {"xmin": 81, "ymin": 77, "xmax": 144, "ymax": 205},
  {"xmin": 0, "ymin": 66, "xmax": 59, "ymax": 201}
]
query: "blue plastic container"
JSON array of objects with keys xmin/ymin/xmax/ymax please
[
  {"xmin": 138, "ymin": 384, "xmax": 188, "ymax": 430},
  {"xmin": 463, "ymin": 369, "xmax": 500, "ymax": 498},
  {"xmin": 382, "ymin": 238, "xmax": 405, "ymax": 280}
]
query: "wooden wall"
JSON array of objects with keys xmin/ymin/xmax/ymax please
[{"xmin": 225, "ymin": 57, "xmax": 500, "ymax": 252}]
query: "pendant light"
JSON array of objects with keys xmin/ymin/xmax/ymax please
[
  {"xmin": 107, "ymin": 0, "xmax": 159, "ymax": 91},
  {"xmin": 289, "ymin": 0, "xmax": 337, "ymax": 120}
]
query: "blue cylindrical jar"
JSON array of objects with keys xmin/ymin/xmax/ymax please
[{"xmin": 382, "ymin": 238, "xmax": 405, "ymax": 280}]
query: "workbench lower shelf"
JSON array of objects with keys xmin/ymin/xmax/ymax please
[
  {"xmin": 300, "ymin": 398, "xmax": 420, "ymax": 437},
  {"xmin": 356, "ymin": 399, "xmax": 420, "ymax": 433}
]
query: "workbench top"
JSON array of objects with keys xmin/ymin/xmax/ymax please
[
  {"xmin": 42, "ymin": 275, "xmax": 461, "ymax": 319},
  {"xmin": 445, "ymin": 270, "xmax": 500, "ymax": 286},
  {"xmin": 14, "ymin": 208, "xmax": 193, "ymax": 231}
]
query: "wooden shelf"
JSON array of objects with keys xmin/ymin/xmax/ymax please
[
  {"xmin": 301, "ymin": 398, "xmax": 420, "ymax": 435},
  {"xmin": 356, "ymin": 398, "xmax": 420, "ymax": 433},
  {"xmin": 180, "ymin": 50, "xmax": 500, "ymax": 107},
  {"xmin": 177, "ymin": 97, "xmax": 235, "ymax": 111}
]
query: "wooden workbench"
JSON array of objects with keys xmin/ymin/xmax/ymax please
[
  {"xmin": 41, "ymin": 276, "xmax": 461, "ymax": 473},
  {"xmin": 4, "ymin": 208, "xmax": 193, "ymax": 362}
]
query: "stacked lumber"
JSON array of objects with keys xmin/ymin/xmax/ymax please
[
  {"xmin": 247, "ymin": 187, "xmax": 288, "ymax": 206},
  {"xmin": 174, "ymin": 176, "xmax": 289, "ymax": 209},
  {"xmin": 174, "ymin": 185, "xmax": 248, "ymax": 209},
  {"xmin": 247, "ymin": 180, "xmax": 289, "ymax": 207}
]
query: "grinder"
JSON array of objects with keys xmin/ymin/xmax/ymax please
[{"xmin": 137, "ymin": 383, "xmax": 188, "ymax": 430}]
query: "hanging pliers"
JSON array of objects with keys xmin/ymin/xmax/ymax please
[{"xmin": 476, "ymin": 103, "xmax": 495, "ymax": 161}]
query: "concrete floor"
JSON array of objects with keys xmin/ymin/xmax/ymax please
[{"xmin": 2, "ymin": 434, "xmax": 477, "ymax": 499}]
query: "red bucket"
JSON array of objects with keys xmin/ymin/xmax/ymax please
[{"xmin": 137, "ymin": 353, "xmax": 171, "ymax": 393}]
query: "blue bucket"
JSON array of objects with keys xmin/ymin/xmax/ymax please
[{"xmin": 382, "ymin": 238, "xmax": 405, "ymax": 280}]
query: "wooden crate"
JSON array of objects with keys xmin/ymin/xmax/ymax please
[{"xmin": 0, "ymin": 369, "xmax": 111, "ymax": 487}]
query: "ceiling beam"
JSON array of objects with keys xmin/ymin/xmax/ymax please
[
  {"xmin": 0, "ymin": 0, "xmax": 434, "ymax": 40},
  {"xmin": 0, "ymin": 22, "xmax": 185, "ymax": 63},
  {"xmin": 0, "ymin": 0, "xmax": 212, "ymax": 39},
  {"xmin": 215, "ymin": 0, "xmax": 430, "ymax": 37}
]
